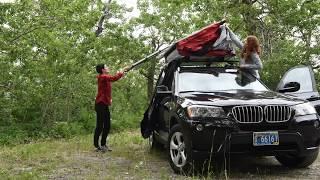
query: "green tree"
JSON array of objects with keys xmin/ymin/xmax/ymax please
[{"xmin": 0, "ymin": 0, "xmax": 148, "ymax": 144}]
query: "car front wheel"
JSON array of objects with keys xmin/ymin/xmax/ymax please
[
  {"xmin": 168, "ymin": 124, "xmax": 193, "ymax": 174},
  {"xmin": 275, "ymin": 149, "xmax": 319, "ymax": 168}
]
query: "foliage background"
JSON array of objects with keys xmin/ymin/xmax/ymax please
[{"xmin": 0, "ymin": 0, "xmax": 319, "ymax": 145}]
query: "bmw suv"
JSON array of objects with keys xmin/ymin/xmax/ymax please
[{"xmin": 141, "ymin": 59, "xmax": 320, "ymax": 174}]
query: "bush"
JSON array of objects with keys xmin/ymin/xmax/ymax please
[{"xmin": 0, "ymin": 126, "xmax": 29, "ymax": 145}]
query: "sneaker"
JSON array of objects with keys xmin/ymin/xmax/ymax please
[
  {"xmin": 101, "ymin": 145, "xmax": 112, "ymax": 152},
  {"xmin": 95, "ymin": 146, "xmax": 102, "ymax": 152},
  {"xmin": 95, "ymin": 146, "xmax": 108, "ymax": 153}
]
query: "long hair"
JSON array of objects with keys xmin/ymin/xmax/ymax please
[{"xmin": 241, "ymin": 35, "xmax": 261, "ymax": 61}]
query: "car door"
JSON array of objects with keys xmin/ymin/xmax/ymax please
[
  {"xmin": 140, "ymin": 69, "xmax": 166, "ymax": 138},
  {"xmin": 276, "ymin": 65, "xmax": 320, "ymax": 115},
  {"xmin": 157, "ymin": 70, "xmax": 175, "ymax": 132}
]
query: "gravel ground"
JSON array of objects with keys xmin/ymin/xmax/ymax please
[
  {"xmin": 2, "ymin": 132, "xmax": 319, "ymax": 179},
  {"xmin": 47, "ymin": 145, "xmax": 320, "ymax": 180}
]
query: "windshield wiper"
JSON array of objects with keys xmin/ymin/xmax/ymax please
[
  {"xmin": 213, "ymin": 89, "xmax": 267, "ymax": 92},
  {"xmin": 179, "ymin": 90, "xmax": 214, "ymax": 94},
  {"xmin": 179, "ymin": 89, "xmax": 267, "ymax": 94}
]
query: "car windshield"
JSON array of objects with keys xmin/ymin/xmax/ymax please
[{"xmin": 178, "ymin": 70, "xmax": 268, "ymax": 93}]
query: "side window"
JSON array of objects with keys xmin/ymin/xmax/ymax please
[
  {"xmin": 159, "ymin": 69, "xmax": 174, "ymax": 91},
  {"xmin": 165, "ymin": 73, "xmax": 174, "ymax": 90},
  {"xmin": 156, "ymin": 69, "xmax": 166, "ymax": 86}
]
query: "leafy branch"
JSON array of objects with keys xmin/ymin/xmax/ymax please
[
  {"xmin": 95, "ymin": 0, "xmax": 112, "ymax": 37},
  {"xmin": 10, "ymin": 25, "xmax": 51, "ymax": 43}
]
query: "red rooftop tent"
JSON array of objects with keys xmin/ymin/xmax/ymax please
[
  {"xmin": 162, "ymin": 20, "xmax": 236, "ymax": 63},
  {"xmin": 127, "ymin": 20, "xmax": 236, "ymax": 72},
  {"xmin": 176, "ymin": 20, "xmax": 232, "ymax": 57}
]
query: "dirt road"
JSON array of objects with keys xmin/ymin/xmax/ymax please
[{"xmin": 1, "ymin": 131, "xmax": 319, "ymax": 179}]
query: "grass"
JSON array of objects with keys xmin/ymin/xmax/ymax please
[
  {"xmin": 0, "ymin": 130, "xmax": 319, "ymax": 179},
  {"xmin": 0, "ymin": 130, "xmax": 185, "ymax": 179}
]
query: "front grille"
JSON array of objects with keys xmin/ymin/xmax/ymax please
[
  {"xmin": 232, "ymin": 106, "xmax": 263, "ymax": 123},
  {"xmin": 232, "ymin": 105, "xmax": 292, "ymax": 123},
  {"xmin": 264, "ymin": 105, "xmax": 292, "ymax": 123}
]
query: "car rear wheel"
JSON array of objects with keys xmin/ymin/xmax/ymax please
[
  {"xmin": 168, "ymin": 124, "xmax": 194, "ymax": 174},
  {"xmin": 275, "ymin": 149, "xmax": 319, "ymax": 168}
]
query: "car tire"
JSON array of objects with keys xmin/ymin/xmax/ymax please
[
  {"xmin": 149, "ymin": 131, "xmax": 163, "ymax": 150},
  {"xmin": 168, "ymin": 124, "xmax": 194, "ymax": 174},
  {"xmin": 275, "ymin": 149, "xmax": 319, "ymax": 168}
]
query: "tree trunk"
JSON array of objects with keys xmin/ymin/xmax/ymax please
[
  {"xmin": 303, "ymin": 29, "xmax": 313, "ymax": 63},
  {"xmin": 95, "ymin": 0, "xmax": 112, "ymax": 37},
  {"xmin": 147, "ymin": 58, "xmax": 156, "ymax": 100},
  {"xmin": 146, "ymin": 37, "xmax": 160, "ymax": 101},
  {"xmin": 241, "ymin": 0, "xmax": 258, "ymax": 35}
]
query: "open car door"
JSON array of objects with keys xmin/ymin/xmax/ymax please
[
  {"xmin": 276, "ymin": 65, "xmax": 320, "ymax": 115},
  {"xmin": 140, "ymin": 61, "xmax": 178, "ymax": 138}
]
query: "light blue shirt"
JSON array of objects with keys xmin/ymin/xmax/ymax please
[{"xmin": 228, "ymin": 28, "xmax": 263, "ymax": 78}]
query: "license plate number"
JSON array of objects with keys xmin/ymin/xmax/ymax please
[{"xmin": 253, "ymin": 131, "xmax": 279, "ymax": 146}]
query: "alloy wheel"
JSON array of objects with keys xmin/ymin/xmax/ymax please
[{"xmin": 169, "ymin": 131, "xmax": 187, "ymax": 167}]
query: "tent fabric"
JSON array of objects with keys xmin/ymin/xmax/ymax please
[
  {"xmin": 177, "ymin": 23, "xmax": 221, "ymax": 56},
  {"xmin": 165, "ymin": 21, "xmax": 236, "ymax": 63},
  {"xmin": 212, "ymin": 25, "xmax": 235, "ymax": 53}
]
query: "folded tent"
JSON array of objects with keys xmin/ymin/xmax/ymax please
[
  {"xmin": 162, "ymin": 20, "xmax": 236, "ymax": 63},
  {"xmin": 128, "ymin": 20, "xmax": 238, "ymax": 72}
]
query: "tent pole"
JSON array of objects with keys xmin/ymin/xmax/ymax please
[{"xmin": 125, "ymin": 46, "xmax": 171, "ymax": 72}]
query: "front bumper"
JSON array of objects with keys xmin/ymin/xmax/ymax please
[{"xmin": 179, "ymin": 115, "xmax": 320, "ymax": 160}]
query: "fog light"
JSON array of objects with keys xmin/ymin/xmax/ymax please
[
  {"xmin": 196, "ymin": 124, "xmax": 204, "ymax": 131},
  {"xmin": 314, "ymin": 120, "xmax": 320, "ymax": 128}
]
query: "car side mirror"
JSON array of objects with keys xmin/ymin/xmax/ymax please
[
  {"xmin": 156, "ymin": 85, "xmax": 172, "ymax": 94},
  {"xmin": 278, "ymin": 82, "xmax": 300, "ymax": 93}
]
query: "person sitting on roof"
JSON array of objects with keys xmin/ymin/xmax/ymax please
[{"xmin": 228, "ymin": 30, "xmax": 263, "ymax": 78}]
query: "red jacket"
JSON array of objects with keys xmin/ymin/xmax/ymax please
[{"xmin": 95, "ymin": 72, "xmax": 123, "ymax": 105}]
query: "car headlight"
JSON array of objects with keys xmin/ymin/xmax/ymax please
[
  {"xmin": 187, "ymin": 105, "xmax": 226, "ymax": 118},
  {"xmin": 292, "ymin": 103, "xmax": 316, "ymax": 116}
]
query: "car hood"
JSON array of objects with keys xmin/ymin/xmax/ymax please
[{"xmin": 179, "ymin": 90, "xmax": 306, "ymax": 107}]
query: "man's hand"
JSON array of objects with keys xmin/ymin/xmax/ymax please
[
  {"xmin": 117, "ymin": 66, "xmax": 130, "ymax": 76},
  {"xmin": 122, "ymin": 66, "xmax": 131, "ymax": 73}
]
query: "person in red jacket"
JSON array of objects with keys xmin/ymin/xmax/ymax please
[{"xmin": 94, "ymin": 64, "xmax": 127, "ymax": 152}]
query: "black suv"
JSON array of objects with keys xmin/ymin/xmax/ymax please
[{"xmin": 141, "ymin": 58, "xmax": 320, "ymax": 174}]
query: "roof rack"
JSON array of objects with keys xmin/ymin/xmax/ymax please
[{"xmin": 176, "ymin": 56, "xmax": 238, "ymax": 66}]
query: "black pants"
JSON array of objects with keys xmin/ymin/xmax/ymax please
[{"xmin": 94, "ymin": 103, "xmax": 110, "ymax": 148}]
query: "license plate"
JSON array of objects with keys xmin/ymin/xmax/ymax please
[{"xmin": 253, "ymin": 131, "xmax": 279, "ymax": 146}]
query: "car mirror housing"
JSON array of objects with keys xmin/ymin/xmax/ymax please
[
  {"xmin": 156, "ymin": 85, "xmax": 172, "ymax": 94},
  {"xmin": 157, "ymin": 85, "xmax": 169, "ymax": 91},
  {"xmin": 278, "ymin": 82, "xmax": 300, "ymax": 93}
]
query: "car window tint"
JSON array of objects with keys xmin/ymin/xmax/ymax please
[
  {"xmin": 279, "ymin": 67, "xmax": 314, "ymax": 93},
  {"xmin": 178, "ymin": 72, "xmax": 268, "ymax": 92}
]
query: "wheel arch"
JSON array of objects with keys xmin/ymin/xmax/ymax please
[{"xmin": 170, "ymin": 117, "xmax": 178, "ymax": 130}]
